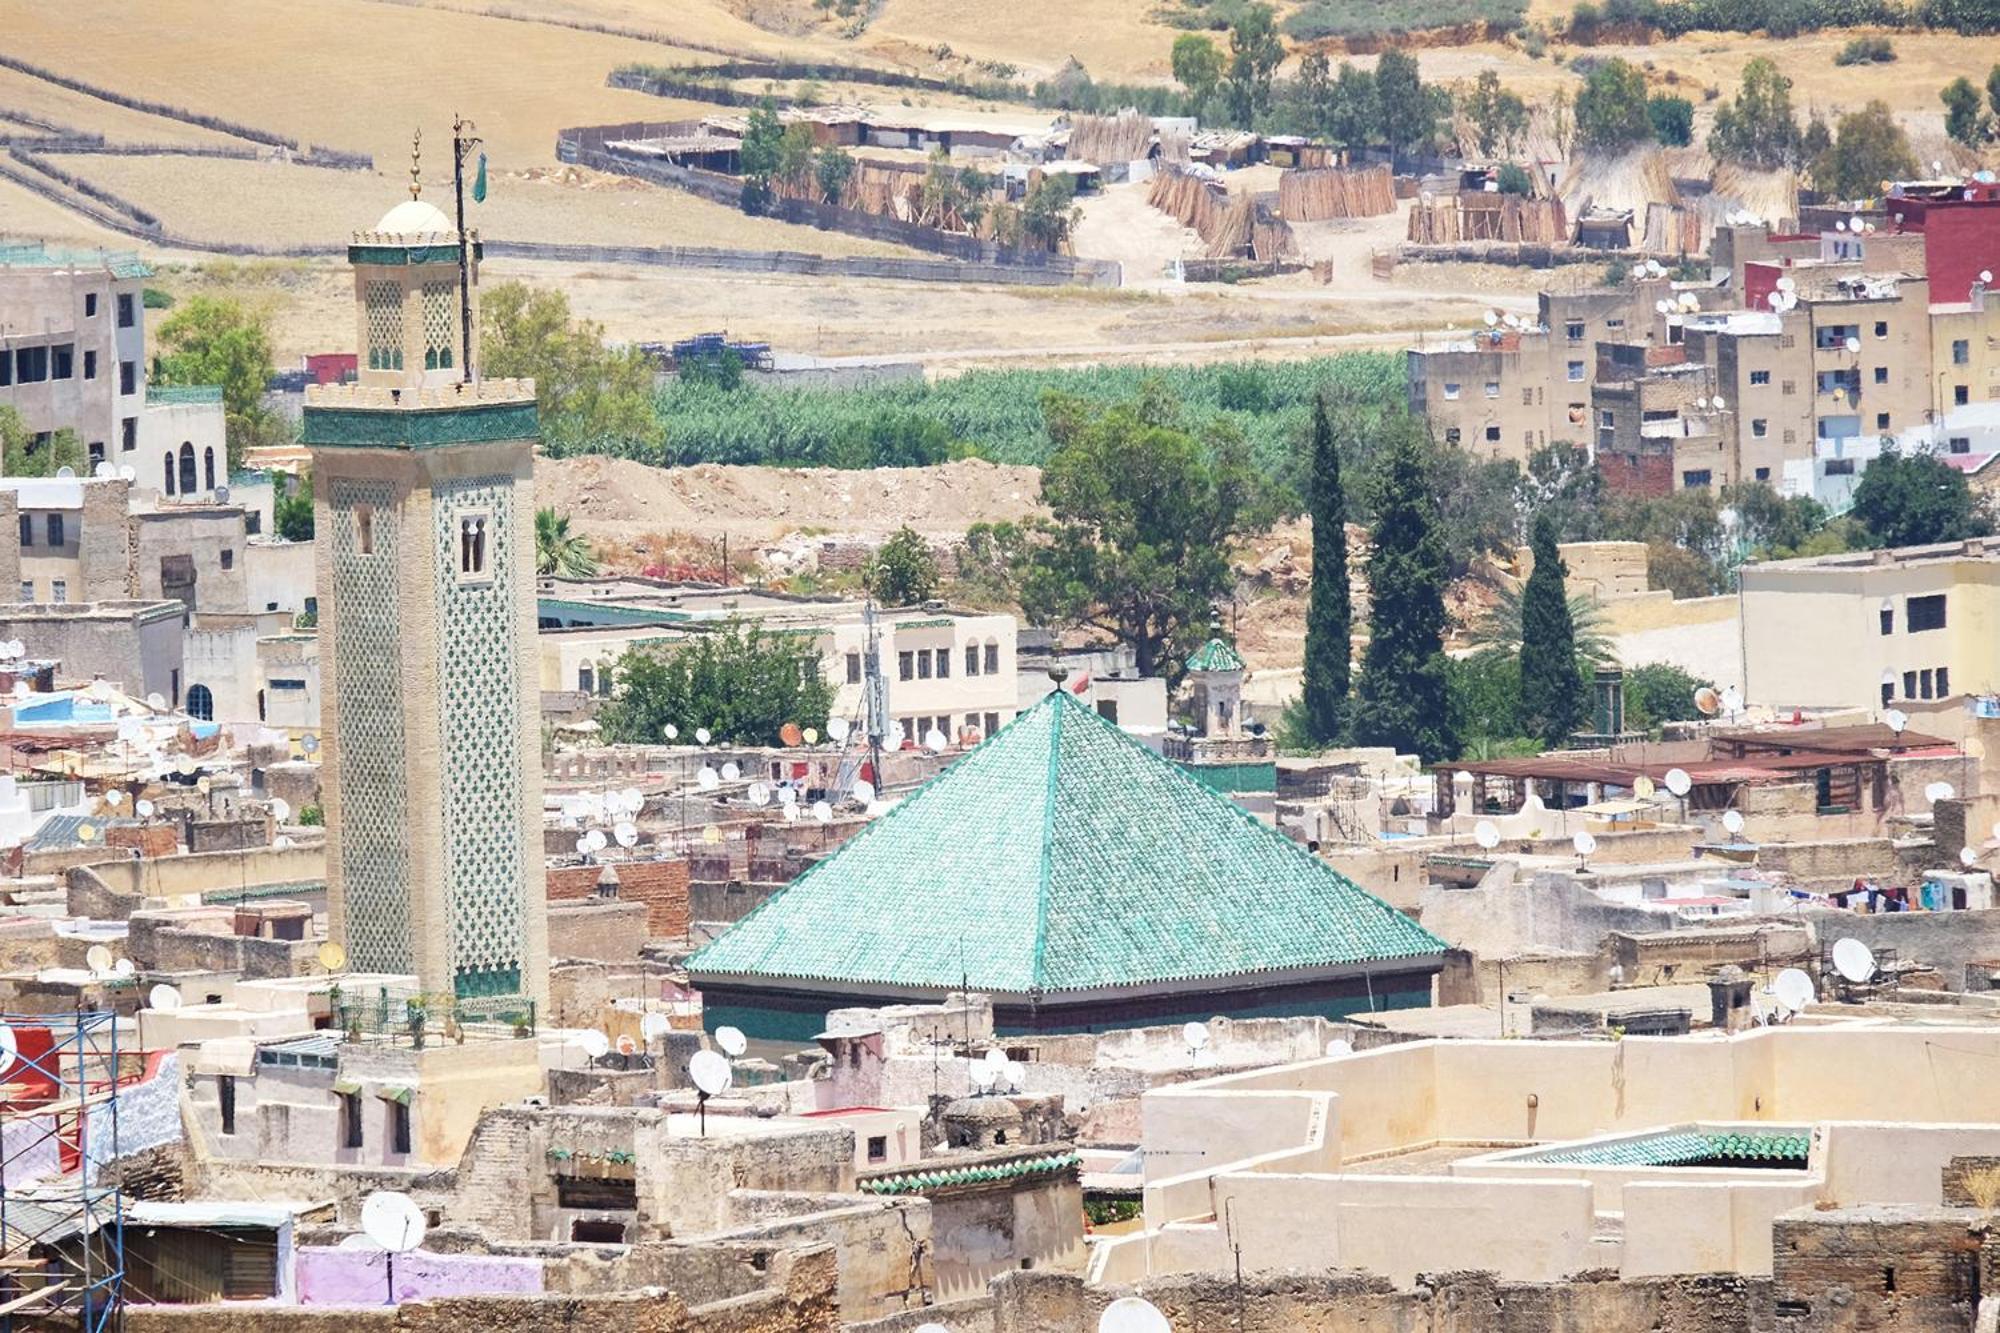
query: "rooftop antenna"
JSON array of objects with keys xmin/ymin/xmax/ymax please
[
  {"xmin": 361, "ymin": 1190, "xmax": 428, "ymax": 1304},
  {"xmin": 689, "ymin": 1049, "xmax": 731, "ymax": 1136},
  {"xmin": 451, "ymin": 113, "xmax": 481, "ymax": 383},
  {"xmin": 1183, "ymin": 1020, "xmax": 1210, "ymax": 1064}
]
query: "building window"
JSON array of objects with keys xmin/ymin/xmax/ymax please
[
  {"xmin": 356, "ymin": 506, "xmax": 375, "ymax": 554},
  {"xmin": 1881, "ymin": 678, "xmax": 1894, "ymax": 707},
  {"xmin": 1565, "ymin": 320, "xmax": 1585, "ymax": 340},
  {"xmin": 1442, "ymin": 382, "xmax": 1461, "ymax": 400},
  {"xmin": 1950, "ymin": 437, "xmax": 1972, "ymax": 454},
  {"xmin": 1752, "ymin": 418, "xmax": 1768, "ymax": 438},
  {"xmin": 1881, "ymin": 606, "xmax": 1894, "ymax": 635},
  {"xmin": 120, "ymin": 417, "xmax": 135, "ymax": 452},
  {"xmin": 1682, "ymin": 470, "xmax": 1713, "ymax": 488},
  {"xmin": 1954, "ymin": 339, "xmax": 1970, "ymax": 366},
  {"xmin": 245, "ymin": 511, "xmax": 260, "ymax": 535},
  {"xmin": 1873, "ymin": 366, "xmax": 1888, "ymax": 384},
  {"xmin": 88, "ymin": 441, "xmax": 104, "ymax": 466},
  {"xmin": 1750, "ymin": 370, "xmax": 1770, "ymax": 386},
  {"xmin": 965, "ymin": 643, "xmax": 979, "ymax": 676},
  {"xmin": 1919, "ymin": 669, "xmax": 1934, "ymax": 700},
  {"xmin": 1755, "ymin": 466, "xmax": 1770, "ymax": 480},
  {"xmin": 392, "ymin": 1100, "xmax": 411, "ymax": 1155},
  {"xmin": 1521, "ymin": 388, "xmax": 1534, "ymax": 407},
  {"xmin": 1600, "ymin": 410, "xmax": 1614, "ymax": 428},
  {"xmin": 1782, "ymin": 380, "xmax": 1796, "ymax": 396},
  {"xmin": 119, "ymin": 360, "xmax": 135, "ymax": 396},
  {"xmin": 16, "ymin": 515, "xmax": 29, "ymax": 548},
  {"xmin": 985, "ymin": 711, "xmax": 1000, "ymax": 735},
  {"xmin": 1908, "ymin": 594, "xmax": 1947, "ymax": 632},
  {"xmin": 220, "ymin": 549, "xmax": 234, "ymax": 570},
  {"xmin": 457, "ymin": 513, "xmax": 489, "ymax": 577},
  {"xmin": 15, "ymin": 346, "xmax": 46, "ymax": 383},
  {"xmin": 931, "ymin": 647, "xmax": 947, "ymax": 678},
  {"xmin": 83, "ymin": 350, "xmax": 97, "ymax": 380},
  {"xmin": 1875, "ymin": 413, "xmax": 1890, "ymax": 431},
  {"xmin": 51, "ymin": 344, "xmax": 72, "ymax": 380},
  {"xmin": 1956, "ymin": 385, "xmax": 1970, "ymax": 406},
  {"xmin": 218, "ymin": 1075, "xmax": 236, "ymax": 1134},
  {"xmin": 578, "ymin": 664, "xmax": 594, "ymax": 694},
  {"xmin": 45, "ymin": 515, "xmax": 62, "ymax": 546},
  {"xmin": 84, "ymin": 292, "xmax": 98, "ymax": 318},
  {"xmin": 1484, "ymin": 425, "xmax": 1501, "ymax": 443},
  {"xmin": 340, "ymin": 1092, "xmax": 363, "ymax": 1149},
  {"xmin": 1483, "ymin": 381, "xmax": 1500, "ymax": 399},
  {"xmin": 866, "ymin": 1135, "xmax": 888, "ymax": 1163},
  {"xmin": 117, "ymin": 293, "xmax": 134, "ymax": 328},
  {"xmin": 899, "ymin": 717, "xmax": 915, "ymax": 743},
  {"xmin": 846, "ymin": 652, "xmax": 862, "ymax": 684},
  {"xmin": 178, "ymin": 442, "xmax": 196, "ymax": 494},
  {"xmin": 897, "ymin": 651, "xmax": 913, "ymax": 682},
  {"xmin": 204, "ymin": 446, "xmax": 217, "ymax": 491},
  {"xmin": 1444, "ymin": 427, "xmax": 1461, "ymax": 445},
  {"xmin": 1566, "ymin": 361, "xmax": 1585, "ymax": 382},
  {"xmin": 1937, "ymin": 666, "xmax": 1951, "ymax": 696},
  {"xmin": 917, "ymin": 650, "xmax": 932, "ymax": 680},
  {"xmin": 1873, "ymin": 320, "xmax": 1888, "ymax": 338},
  {"xmin": 162, "ymin": 453, "xmax": 175, "ymax": 494},
  {"xmin": 984, "ymin": 643, "xmax": 999, "ymax": 674}
]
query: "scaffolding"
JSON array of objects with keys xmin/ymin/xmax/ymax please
[{"xmin": 0, "ymin": 1009, "xmax": 125, "ymax": 1331}]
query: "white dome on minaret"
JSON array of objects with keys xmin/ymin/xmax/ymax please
[{"xmin": 374, "ymin": 198, "xmax": 454, "ymax": 236}]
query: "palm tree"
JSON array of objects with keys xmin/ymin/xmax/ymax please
[
  {"xmin": 1466, "ymin": 582, "xmax": 1614, "ymax": 669},
  {"xmin": 536, "ymin": 507, "xmax": 598, "ymax": 578}
]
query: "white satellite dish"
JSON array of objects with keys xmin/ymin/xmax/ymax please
[
  {"xmin": 573, "ymin": 835, "xmax": 591, "ymax": 856},
  {"xmin": 697, "ymin": 766, "xmax": 719, "ymax": 791},
  {"xmin": 640, "ymin": 1012, "xmax": 672, "ymax": 1040},
  {"xmin": 783, "ymin": 804, "xmax": 800, "ymax": 823},
  {"xmin": 270, "ymin": 797, "xmax": 291, "ymax": 823},
  {"xmin": 968, "ymin": 1061, "xmax": 997, "ymax": 1092},
  {"xmin": 119, "ymin": 464, "xmax": 136, "ymax": 482},
  {"xmin": 1003, "ymin": 1060, "xmax": 1026, "ymax": 1090},
  {"xmin": 148, "ymin": 983, "xmax": 182, "ymax": 1011},
  {"xmin": 1926, "ymin": 780, "xmax": 1956, "ymax": 804},
  {"xmin": 1664, "ymin": 768, "xmax": 1692, "ymax": 797},
  {"xmin": 614, "ymin": 822, "xmax": 638, "ymax": 848},
  {"xmin": 663, "ymin": 723, "xmax": 679, "ymax": 741},
  {"xmin": 852, "ymin": 779, "xmax": 876, "ymax": 804},
  {"xmin": 1772, "ymin": 968, "xmax": 1815, "ymax": 1013},
  {"xmin": 923, "ymin": 728, "xmax": 947, "ymax": 753},
  {"xmin": 1832, "ymin": 937, "xmax": 1877, "ymax": 983},
  {"xmin": 1885, "ymin": 708, "xmax": 1909, "ymax": 733},
  {"xmin": 1182, "ymin": 1021, "xmax": 1209, "ymax": 1050},
  {"xmin": 984, "ymin": 1047, "xmax": 1008, "ymax": 1071},
  {"xmin": 1960, "ymin": 846, "xmax": 1979, "ymax": 867},
  {"xmin": 1655, "ymin": 299, "xmax": 1672, "ymax": 314},
  {"xmin": 720, "ymin": 762, "xmax": 741, "ymax": 782},
  {"xmin": 1473, "ymin": 820, "xmax": 1500, "ymax": 850},
  {"xmin": 1983, "ymin": 270, "xmax": 1994, "ymax": 284},
  {"xmin": 778, "ymin": 786, "xmax": 798, "ymax": 806},
  {"xmin": 1777, "ymin": 275, "xmax": 1795, "ymax": 292},
  {"xmin": 811, "ymin": 800, "xmax": 832, "ymax": 823},
  {"xmin": 1836, "ymin": 219, "xmax": 1848, "ymax": 232},
  {"xmin": 1484, "ymin": 310, "xmax": 1499, "ymax": 327},
  {"xmin": 136, "ymin": 799, "xmax": 155, "ymax": 818},
  {"xmin": 94, "ymin": 461, "xmax": 114, "ymax": 479},
  {"xmin": 0, "ymin": 1023, "xmax": 15, "ymax": 1077},
  {"xmin": 1767, "ymin": 292, "xmax": 1784, "ymax": 309},
  {"xmin": 578, "ymin": 1029, "xmax": 610, "ymax": 1060},
  {"xmin": 1712, "ymin": 396, "xmax": 1726, "ymax": 412},
  {"xmin": 113, "ymin": 958, "xmax": 134, "ymax": 979},
  {"xmin": 1325, "ymin": 1038, "xmax": 1354, "ymax": 1058},
  {"xmin": 715, "ymin": 1025, "xmax": 748, "ymax": 1057},
  {"xmin": 53, "ymin": 466, "xmax": 74, "ymax": 479},
  {"xmin": 694, "ymin": 727, "xmax": 712, "ymax": 746},
  {"xmin": 86, "ymin": 944, "xmax": 111, "ymax": 973},
  {"xmin": 1721, "ymin": 809, "xmax": 1745, "ymax": 835},
  {"xmin": 145, "ymin": 693, "xmax": 166, "ymax": 710},
  {"xmin": 689, "ymin": 1049, "xmax": 733, "ymax": 1097},
  {"xmin": 103, "ymin": 789, "xmax": 124, "ymax": 807},
  {"xmin": 748, "ymin": 783, "xmax": 771, "ymax": 808},
  {"xmin": 586, "ymin": 829, "xmax": 608, "ymax": 853},
  {"xmin": 828, "ymin": 717, "xmax": 851, "ymax": 742},
  {"xmin": 1572, "ymin": 831, "xmax": 1597, "ymax": 857},
  {"xmin": 1099, "ymin": 1296, "xmax": 1172, "ymax": 1333},
  {"xmin": 360, "ymin": 1191, "xmax": 427, "ymax": 1253}
]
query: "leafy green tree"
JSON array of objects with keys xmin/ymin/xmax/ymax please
[
  {"xmin": 1518, "ymin": 442, "xmax": 1604, "ymax": 542},
  {"xmin": 865, "ymin": 527, "xmax": 941, "ymax": 606},
  {"xmin": 480, "ymin": 281, "xmax": 659, "ymax": 455},
  {"xmin": 1989, "ymin": 63, "xmax": 2000, "ymax": 122},
  {"xmin": 1446, "ymin": 649, "xmax": 1524, "ymax": 754},
  {"xmin": 1301, "ymin": 396, "xmax": 1351, "ymax": 744},
  {"xmin": 1375, "ymin": 50, "xmax": 1438, "ymax": 158},
  {"xmin": 1850, "ymin": 445, "xmax": 1994, "ymax": 549},
  {"xmin": 1171, "ymin": 33, "xmax": 1224, "ymax": 103},
  {"xmin": 1013, "ymin": 392, "xmax": 1270, "ymax": 680},
  {"xmin": 1326, "ymin": 63, "xmax": 1380, "ymax": 151},
  {"xmin": 1574, "ymin": 58, "xmax": 1654, "ymax": 151},
  {"xmin": 599, "ymin": 621, "xmax": 833, "ymax": 746},
  {"xmin": 1495, "ymin": 162, "xmax": 1534, "ymax": 195},
  {"xmin": 1463, "ymin": 70, "xmax": 1529, "ymax": 157},
  {"xmin": 1021, "ymin": 174, "xmax": 1080, "ymax": 252},
  {"xmin": 1646, "ymin": 94, "xmax": 1694, "ymax": 147},
  {"xmin": 1818, "ymin": 100, "xmax": 1917, "ymax": 200},
  {"xmin": 1516, "ymin": 513, "xmax": 1587, "ymax": 747},
  {"xmin": 0, "ymin": 406, "xmax": 85, "ymax": 478},
  {"xmin": 1724, "ymin": 481, "xmax": 1835, "ymax": 559},
  {"xmin": 1707, "ymin": 58, "xmax": 1801, "ymax": 169},
  {"xmin": 536, "ymin": 507, "xmax": 598, "ymax": 577},
  {"xmin": 1291, "ymin": 50, "xmax": 1333, "ymax": 139},
  {"xmin": 776, "ymin": 122, "xmax": 816, "ymax": 195},
  {"xmin": 1225, "ymin": 3, "xmax": 1284, "ymax": 123},
  {"xmin": 1623, "ymin": 662, "xmax": 1710, "ymax": 734},
  {"xmin": 152, "ymin": 294, "xmax": 277, "ymax": 472},
  {"xmin": 1468, "ymin": 581, "xmax": 1612, "ymax": 669},
  {"xmin": 1351, "ymin": 420, "xmax": 1456, "ymax": 762},
  {"xmin": 273, "ymin": 474, "xmax": 315, "ymax": 542},
  {"xmin": 1943, "ymin": 77, "xmax": 1985, "ymax": 147},
  {"xmin": 813, "ymin": 145, "xmax": 855, "ymax": 204},
  {"xmin": 738, "ymin": 102, "xmax": 785, "ymax": 215}
]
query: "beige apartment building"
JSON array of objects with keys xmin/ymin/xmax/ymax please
[
  {"xmin": 1406, "ymin": 328, "xmax": 1563, "ymax": 460},
  {"xmin": 1738, "ymin": 536, "xmax": 2000, "ymax": 711},
  {"xmin": 1931, "ymin": 292, "xmax": 2000, "ymax": 427},
  {"xmin": 0, "ymin": 246, "xmax": 148, "ymax": 466}
]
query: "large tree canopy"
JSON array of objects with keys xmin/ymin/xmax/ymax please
[
  {"xmin": 599, "ymin": 621, "xmax": 833, "ymax": 746},
  {"xmin": 1351, "ymin": 418, "xmax": 1457, "ymax": 762}
]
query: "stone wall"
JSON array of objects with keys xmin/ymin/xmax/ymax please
[
  {"xmin": 547, "ymin": 858, "xmax": 690, "ymax": 940},
  {"xmin": 1771, "ymin": 1206, "xmax": 1982, "ymax": 1331},
  {"xmin": 548, "ymin": 898, "xmax": 649, "ymax": 963}
]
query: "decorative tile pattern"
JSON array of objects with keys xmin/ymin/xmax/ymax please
[
  {"xmin": 330, "ymin": 477, "xmax": 411, "ymax": 974},
  {"xmin": 301, "ymin": 401, "xmax": 537, "ymax": 449},
  {"xmin": 421, "ymin": 282, "xmax": 456, "ymax": 371},
  {"xmin": 433, "ymin": 475, "xmax": 525, "ymax": 997},
  {"xmin": 364, "ymin": 281, "xmax": 402, "ymax": 372}
]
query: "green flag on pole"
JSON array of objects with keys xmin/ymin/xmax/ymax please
[{"xmin": 472, "ymin": 152, "xmax": 487, "ymax": 203}]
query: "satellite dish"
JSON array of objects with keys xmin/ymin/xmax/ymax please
[
  {"xmin": 102, "ymin": 789, "xmax": 124, "ymax": 808},
  {"xmin": 614, "ymin": 822, "xmax": 638, "ymax": 848},
  {"xmin": 778, "ymin": 786, "xmax": 798, "ymax": 806},
  {"xmin": 1983, "ymin": 270, "xmax": 1994, "ymax": 284},
  {"xmin": 145, "ymin": 693, "xmax": 166, "ymax": 710},
  {"xmin": 86, "ymin": 944, "xmax": 112, "ymax": 973},
  {"xmin": 1961, "ymin": 846, "xmax": 1979, "ymax": 867},
  {"xmin": 1832, "ymin": 938, "xmax": 1877, "ymax": 983},
  {"xmin": 113, "ymin": 958, "xmax": 134, "ymax": 979},
  {"xmin": 1003, "ymin": 1060, "xmax": 1026, "ymax": 1090},
  {"xmin": 695, "ymin": 727, "xmax": 712, "ymax": 746},
  {"xmin": 985, "ymin": 1047, "xmax": 1008, "ymax": 1070},
  {"xmin": 1849, "ymin": 214, "xmax": 1863, "ymax": 232},
  {"xmin": 1182, "ymin": 1021, "xmax": 1209, "ymax": 1050},
  {"xmin": 968, "ymin": 1061, "xmax": 997, "ymax": 1092},
  {"xmin": 1772, "ymin": 968, "xmax": 1815, "ymax": 1013},
  {"xmin": 663, "ymin": 723, "xmax": 679, "ymax": 741},
  {"xmin": 1655, "ymin": 299, "xmax": 1672, "ymax": 314},
  {"xmin": 1836, "ymin": 219, "xmax": 1848, "ymax": 232},
  {"xmin": 716, "ymin": 1025, "xmax": 748, "ymax": 1057},
  {"xmin": 578, "ymin": 1029, "xmax": 610, "ymax": 1060},
  {"xmin": 720, "ymin": 762, "xmax": 741, "ymax": 782},
  {"xmin": 148, "ymin": 983, "xmax": 182, "ymax": 1011},
  {"xmin": 360, "ymin": 1191, "xmax": 427, "ymax": 1253},
  {"xmin": 1099, "ymin": 1296, "xmax": 1172, "ymax": 1333},
  {"xmin": 640, "ymin": 1012, "xmax": 671, "ymax": 1040},
  {"xmin": 1721, "ymin": 809, "xmax": 1745, "ymax": 835},
  {"xmin": 573, "ymin": 835, "xmax": 591, "ymax": 856},
  {"xmin": 690, "ymin": 1049, "xmax": 733, "ymax": 1097},
  {"xmin": 1712, "ymin": 396, "xmax": 1726, "ymax": 412},
  {"xmin": 1325, "ymin": 1038, "xmax": 1354, "ymax": 1058},
  {"xmin": 697, "ymin": 766, "xmax": 720, "ymax": 791},
  {"xmin": 76, "ymin": 823, "xmax": 96, "ymax": 843},
  {"xmin": 1925, "ymin": 780, "xmax": 1956, "ymax": 803},
  {"xmin": 270, "ymin": 797, "xmax": 292, "ymax": 823},
  {"xmin": 1884, "ymin": 708, "xmax": 1909, "ymax": 733},
  {"xmin": 119, "ymin": 464, "xmax": 136, "ymax": 482},
  {"xmin": 1693, "ymin": 687, "xmax": 1720, "ymax": 716},
  {"xmin": 54, "ymin": 466, "xmax": 74, "ymax": 479},
  {"xmin": 136, "ymin": 799, "xmax": 155, "ymax": 818},
  {"xmin": 828, "ymin": 718, "xmax": 851, "ymax": 742},
  {"xmin": 586, "ymin": 829, "xmax": 609, "ymax": 853},
  {"xmin": 616, "ymin": 1033, "xmax": 637, "ymax": 1057},
  {"xmin": 1572, "ymin": 831, "xmax": 1597, "ymax": 857},
  {"xmin": 811, "ymin": 800, "xmax": 832, "ymax": 823},
  {"xmin": 1633, "ymin": 775, "xmax": 1656, "ymax": 798},
  {"xmin": 923, "ymin": 728, "xmax": 948, "ymax": 753},
  {"xmin": 1777, "ymin": 275, "xmax": 1795, "ymax": 293},
  {"xmin": 1484, "ymin": 310, "xmax": 1499, "ymax": 327},
  {"xmin": 1768, "ymin": 292, "xmax": 1784, "ymax": 309},
  {"xmin": 802, "ymin": 728, "xmax": 819, "ymax": 745},
  {"xmin": 318, "ymin": 941, "xmax": 348, "ymax": 971},
  {"xmin": 701, "ymin": 824, "xmax": 722, "ymax": 845},
  {"xmin": 0, "ymin": 1023, "xmax": 16, "ymax": 1077},
  {"xmin": 748, "ymin": 783, "xmax": 771, "ymax": 808},
  {"xmin": 783, "ymin": 804, "xmax": 800, "ymax": 823},
  {"xmin": 94, "ymin": 461, "xmax": 114, "ymax": 479},
  {"xmin": 302, "ymin": 734, "xmax": 320, "ymax": 754},
  {"xmin": 852, "ymin": 778, "xmax": 876, "ymax": 805},
  {"xmin": 1473, "ymin": 820, "xmax": 1500, "ymax": 850},
  {"xmin": 1664, "ymin": 768, "xmax": 1692, "ymax": 797}
]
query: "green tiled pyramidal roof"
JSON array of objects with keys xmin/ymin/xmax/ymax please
[
  {"xmin": 1186, "ymin": 637, "xmax": 1245, "ymax": 673},
  {"xmin": 687, "ymin": 691, "xmax": 1444, "ymax": 996}
]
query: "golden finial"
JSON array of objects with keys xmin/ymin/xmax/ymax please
[{"xmin": 409, "ymin": 127, "xmax": 422, "ymax": 200}]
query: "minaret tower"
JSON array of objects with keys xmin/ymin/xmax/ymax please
[{"xmin": 302, "ymin": 156, "xmax": 548, "ymax": 1007}]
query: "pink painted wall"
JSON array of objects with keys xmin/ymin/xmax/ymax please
[{"xmin": 296, "ymin": 1247, "xmax": 543, "ymax": 1305}]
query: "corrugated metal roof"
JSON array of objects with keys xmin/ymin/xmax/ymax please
[
  {"xmin": 257, "ymin": 1034, "xmax": 340, "ymax": 1061},
  {"xmin": 688, "ymin": 692, "xmax": 1445, "ymax": 995},
  {"xmin": 24, "ymin": 814, "xmax": 136, "ymax": 852}
]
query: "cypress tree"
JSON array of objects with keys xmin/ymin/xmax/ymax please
[
  {"xmin": 1352, "ymin": 423, "xmax": 1458, "ymax": 763},
  {"xmin": 1518, "ymin": 512, "xmax": 1587, "ymax": 747},
  {"xmin": 1301, "ymin": 395, "xmax": 1351, "ymax": 743}
]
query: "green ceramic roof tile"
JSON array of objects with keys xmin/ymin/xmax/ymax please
[
  {"xmin": 687, "ymin": 692, "xmax": 1444, "ymax": 996},
  {"xmin": 1535, "ymin": 1130, "xmax": 1810, "ymax": 1167},
  {"xmin": 1185, "ymin": 637, "xmax": 1245, "ymax": 673}
]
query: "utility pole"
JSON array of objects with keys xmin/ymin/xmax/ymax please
[{"xmin": 451, "ymin": 113, "xmax": 482, "ymax": 384}]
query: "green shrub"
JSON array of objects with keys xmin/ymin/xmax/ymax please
[
  {"xmin": 1282, "ymin": 0, "xmax": 1526, "ymax": 39},
  {"xmin": 1834, "ymin": 35, "xmax": 1897, "ymax": 64}
]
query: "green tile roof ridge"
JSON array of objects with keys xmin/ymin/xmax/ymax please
[
  {"xmin": 1186, "ymin": 637, "xmax": 1245, "ymax": 673},
  {"xmin": 687, "ymin": 691, "xmax": 1445, "ymax": 996}
]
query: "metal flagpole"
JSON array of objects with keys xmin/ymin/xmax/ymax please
[{"xmin": 451, "ymin": 114, "xmax": 482, "ymax": 385}]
